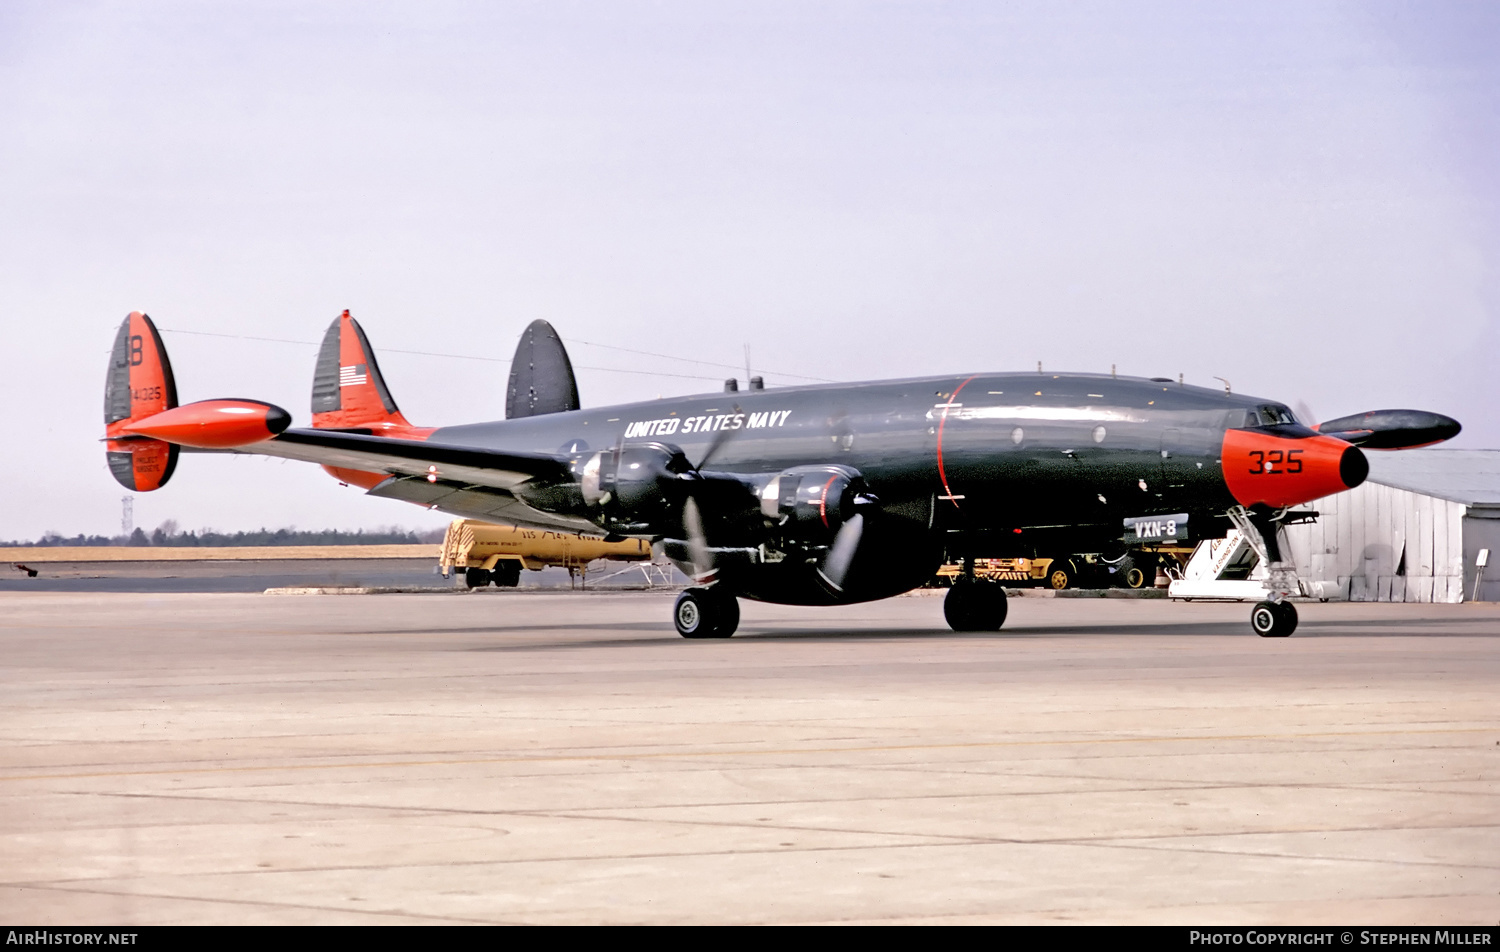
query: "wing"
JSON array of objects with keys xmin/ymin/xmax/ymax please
[
  {"xmin": 252, "ymin": 429, "xmax": 598, "ymax": 532},
  {"xmin": 260, "ymin": 428, "xmax": 571, "ymax": 490}
]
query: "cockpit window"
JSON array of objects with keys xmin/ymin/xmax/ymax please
[{"xmin": 1256, "ymin": 405, "xmax": 1297, "ymax": 426}]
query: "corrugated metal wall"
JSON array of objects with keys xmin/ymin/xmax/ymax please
[
  {"xmin": 1463, "ymin": 514, "xmax": 1500, "ymax": 602},
  {"xmin": 1281, "ymin": 481, "xmax": 1467, "ymax": 603}
]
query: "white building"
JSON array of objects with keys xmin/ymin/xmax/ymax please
[{"xmin": 1281, "ymin": 449, "xmax": 1500, "ymax": 603}]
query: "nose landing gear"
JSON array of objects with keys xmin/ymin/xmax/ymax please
[
  {"xmin": 1228, "ymin": 507, "xmax": 1304, "ymax": 637},
  {"xmin": 1250, "ymin": 599, "xmax": 1298, "ymax": 637}
]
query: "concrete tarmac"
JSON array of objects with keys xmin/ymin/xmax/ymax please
[
  {"xmin": 0, "ymin": 559, "xmax": 674, "ymax": 593},
  {"xmin": 1, "ymin": 591, "xmax": 1496, "ymax": 925}
]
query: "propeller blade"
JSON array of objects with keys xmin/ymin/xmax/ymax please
[
  {"xmin": 818, "ymin": 512, "xmax": 864, "ymax": 592},
  {"xmin": 682, "ymin": 496, "xmax": 716, "ymax": 582},
  {"xmin": 694, "ymin": 404, "xmax": 742, "ymax": 470}
]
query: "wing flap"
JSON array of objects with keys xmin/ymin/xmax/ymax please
[
  {"xmin": 259, "ymin": 429, "xmax": 572, "ymax": 491},
  {"xmin": 367, "ymin": 475, "xmax": 600, "ymax": 532}
]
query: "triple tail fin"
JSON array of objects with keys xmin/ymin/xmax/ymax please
[
  {"xmin": 506, "ymin": 319, "xmax": 580, "ymax": 419},
  {"xmin": 311, "ymin": 310, "xmax": 424, "ymax": 433},
  {"xmin": 311, "ymin": 310, "xmax": 431, "ymax": 489},
  {"xmin": 103, "ymin": 312, "xmax": 179, "ymax": 491}
]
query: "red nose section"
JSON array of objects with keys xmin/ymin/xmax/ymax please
[
  {"xmin": 1222, "ymin": 428, "xmax": 1367, "ymax": 508},
  {"xmin": 121, "ymin": 399, "xmax": 291, "ymax": 449}
]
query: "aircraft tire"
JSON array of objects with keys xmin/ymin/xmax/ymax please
[
  {"xmin": 675, "ymin": 587, "xmax": 737, "ymax": 639},
  {"xmin": 1275, "ymin": 600, "xmax": 1298, "ymax": 635},
  {"xmin": 944, "ymin": 580, "xmax": 1008, "ymax": 632},
  {"xmin": 463, "ymin": 567, "xmax": 491, "ymax": 589},
  {"xmin": 719, "ymin": 593, "xmax": 740, "ymax": 637},
  {"xmin": 1251, "ymin": 600, "xmax": 1297, "ymax": 637}
]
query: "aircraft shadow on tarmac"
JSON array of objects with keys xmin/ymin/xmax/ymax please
[
  {"xmin": 1290, "ymin": 617, "xmax": 1499, "ymax": 635},
  {"xmin": 453, "ymin": 622, "xmax": 1255, "ymax": 650},
  {"xmin": 441, "ymin": 615, "xmax": 1496, "ymax": 650}
]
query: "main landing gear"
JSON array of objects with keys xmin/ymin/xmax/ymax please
[
  {"xmin": 674, "ymin": 587, "xmax": 740, "ymax": 638},
  {"xmin": 944, "ymin": 578, "xmax": 1009, "ymax": 631}
]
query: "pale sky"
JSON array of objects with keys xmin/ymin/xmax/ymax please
[{"xmin": 2, "ymin": 1, "xmax": 1496, "ymax": 541}]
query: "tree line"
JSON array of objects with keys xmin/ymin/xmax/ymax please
[{"xmin": 3, "ymin": 525, "xmax": 447, "ymax": 547}]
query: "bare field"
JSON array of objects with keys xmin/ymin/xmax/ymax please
[
  {"xmin": 2, "ymin": 544, "xmax": 437, "ymax": 562},
  {"xmin": 1, "ymin": 591, "xmax": 1496, "ymax": 925}
]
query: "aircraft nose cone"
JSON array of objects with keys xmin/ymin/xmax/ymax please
[
  {"xmin": 1340, "ymin": 444, "xmax": 1368, "ymax": 489},
  {"xmin": 1222, "ymin": 428, "xmax": 1370, "ymax": 508}
]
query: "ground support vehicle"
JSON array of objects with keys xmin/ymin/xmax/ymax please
[
  {"xmin": 933, "ymin": 546, "xmax": 1191, "ymax": 591},
  {"xmin": 438, "ymin": 519, "xmax": 651, "ymax": 588},
  {"xmin": 1168, "ymin": 526, "xmax": 1338, "ymax": 604}
]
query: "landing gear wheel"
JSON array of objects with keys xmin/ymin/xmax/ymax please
[
  {"xmin": 491, "ymin": 561, "xmax": 522, "ymax": 587},
  {"xmin": 463, "ymin": 567, "xmax": 491, "ymax": 588},
  {"xmin": 944, "ymin": 580, "xmax": 1009, "ymax": 632},
  {"xmin": 674, "ymin": 587, "xmax": 738, "ymax": 639},
  {"xmin": 1275, "ymin": 600, "xmax": 1298, "ymax": 635},
  {"xmin": 719, "ymin": 594, "xmax": 740, "ymax": 636},
  {"xmin": 1046, "ymin": 560, "xmax": 1075, "ymax": 590},
  {"xmin": 1251, "ymin": 600, "xmax": 1298, "ymax": 637}
]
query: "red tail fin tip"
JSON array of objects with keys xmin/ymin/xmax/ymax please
[
  {"xmin": 309, "ymin": 310, "xmax": 431, "ymax": 438},
  {"xmin": 103, "ymin": 311, "xmax": 180, "ymax": 491}
]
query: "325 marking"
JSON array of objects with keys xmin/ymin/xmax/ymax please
[{"xmin": 1248, "ymin": 449, "xmax": 1302, "ymax": 474}]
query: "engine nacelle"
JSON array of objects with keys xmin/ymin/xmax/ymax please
[
  {"xmin": 580, "ymin": 442, "xmax": 693, "ymax": 515},
  {"xmin": 759, "ymin": 464, "xmax": 871, "ymax": 544}
]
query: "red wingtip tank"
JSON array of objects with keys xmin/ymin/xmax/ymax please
[{"xmin": 121, "ymin": 398, "xmax": 291, "ymax": 448}]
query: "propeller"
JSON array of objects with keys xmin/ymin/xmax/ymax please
[
  {"xmin": 667, "ymin": 403, "xmax": 748, "ymax": 584},
  {"xmin": 693, "ymin": 403, "xmax": 743, "ymax": 471},
  {"xmin": 681, "ymin": 495, "xmax": 717, "ymax": 583},
  {"xmin": 818, "ymin": 512, "xmax": 865, "ymax": 592}
]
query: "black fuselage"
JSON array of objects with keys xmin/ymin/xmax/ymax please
[{"xmin": 414, "ymin": 372, "xmax": 1278, "ymax": 604}]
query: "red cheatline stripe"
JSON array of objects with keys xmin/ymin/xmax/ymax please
[
  {"xmin": 818, "ymin": 474, "xmax": 840, "ymax": 528},
  {"xmin": 936, "ymin": 375, "xmax": 977, "ymax": 508}
]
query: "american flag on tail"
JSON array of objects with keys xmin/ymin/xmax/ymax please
[{"xmin": 339, "ymin": 364, "xmax": 368, "ymax": 387}]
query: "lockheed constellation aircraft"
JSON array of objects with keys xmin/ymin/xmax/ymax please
[{"xmin": 103, "ymin": 311, "xmax": 1459, "ymax": 638}]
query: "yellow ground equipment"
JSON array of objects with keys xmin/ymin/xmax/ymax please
[
  {"xmin": 935, "ymin": 558, "xmax": 1058, "ymax": 587},
  {"xmin": 438, "ymin": 519, "xmax": 651, "ymax": 587},
  {"xmin": 935, "ymin": 548, "xmax": 1191, "ymax": 590}
]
